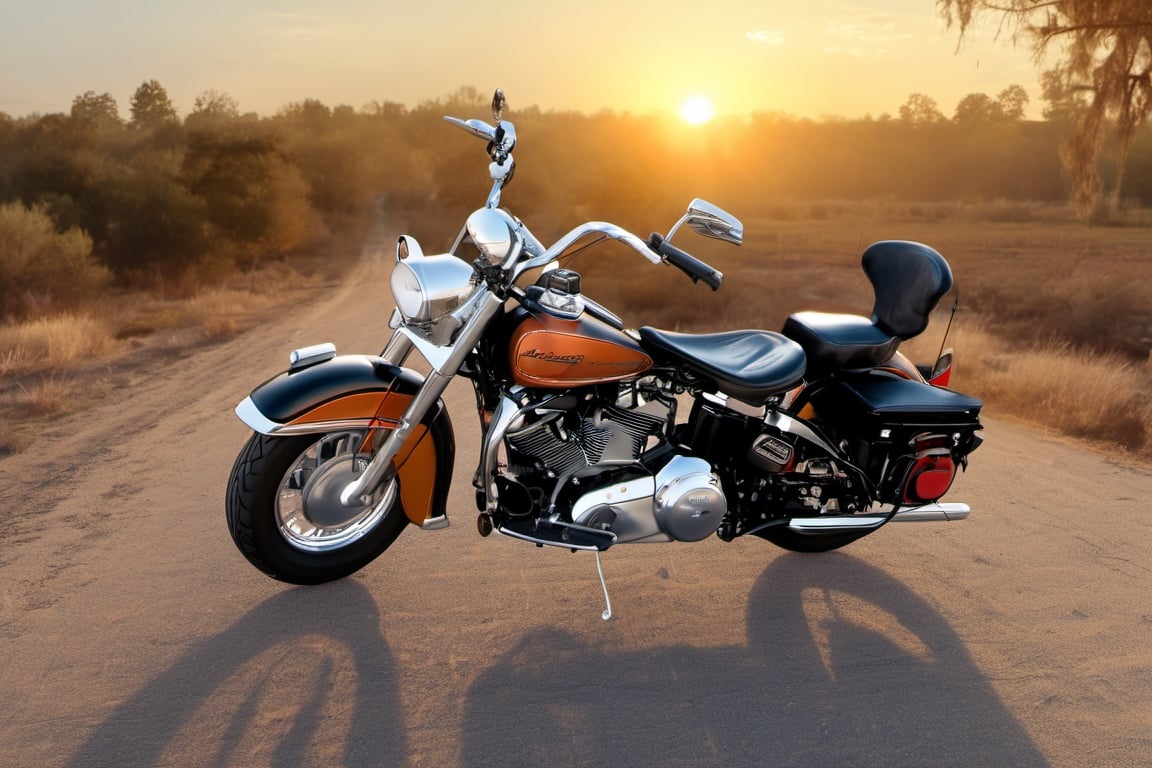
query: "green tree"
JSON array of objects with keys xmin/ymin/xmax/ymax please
[
  {"xmin": 104, "ymin": 152, "xmax": 209, "ymax": 282},
  {"xmin": 0, "ymin": 202, "xmax": 110, "ymax": 316},
  {"xmin": 130, "ymin": 80, "xmax": 179, "ymax": 130},
  {"xmin": 939, "ymin": 0, "xmax": 1152, "ymax": 217},
  {"xmin": 953, "ymin": 92, "xmax": 1003, "ymax": 125},
  {"xmin": 278, "ymin": 99, "xmax": 332, "ymax": 134},
  {"xmin": 186, "ymin": 89, "xmax": 240, "ymax": 130},
  {"xmin": 898, "ymin": 93, "xmax": 947, "ymax": 124},
  {"xmin": 997, "ymin": 84, "xmax": 1030, "ymax": 120},
  {"xmin": 181, "ymin": 131, "xmax": 321, "ymax": 265},
  {"xmin": 70, "ymin": 91, "xmax": 122, "ymax": 133}
]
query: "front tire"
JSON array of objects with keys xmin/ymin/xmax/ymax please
[{"xmin": 226, "ymin": 430, "xmax": 409, "ymax": 584}]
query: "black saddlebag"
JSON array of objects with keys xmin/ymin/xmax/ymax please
[{"xmin": 806, "ymin": 374, "xmax": 983, "ymax": 504}]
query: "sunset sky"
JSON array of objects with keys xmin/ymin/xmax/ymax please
[{"xmin": 0, "ymin": 1, "xmax": 1045, "ymax": 120}]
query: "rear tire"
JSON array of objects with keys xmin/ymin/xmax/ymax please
[
  {"xmin": 226, "ymin": 431, "xmax": 408, "ymax": 584},
  {"xmin": 754, "ymin": 524, "xmax": 873, "ymax": 553}
]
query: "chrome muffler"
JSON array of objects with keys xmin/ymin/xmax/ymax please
[{"xmin": 787, "ymin": 502, "xmax": 970, "ymax": 534}]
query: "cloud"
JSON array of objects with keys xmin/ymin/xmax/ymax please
[
  {"xmin": 746, "ymin": 30, "xmax": 786, "ymax": 47},
  {"xmin": 264, "ymin": 13, "xmax": 343, "ymax": 40},
  {"xmin": 826, "ymin": 12, "xmax": 910, "ymax": 45}
]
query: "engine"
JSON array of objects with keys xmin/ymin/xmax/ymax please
[
  {"xmin": 495, "ymin": 393, "xmax": 727, "ymax": 543},
  {"xmin": 682, "ymin": 392, "xmax": 870, "ymax": 540}
]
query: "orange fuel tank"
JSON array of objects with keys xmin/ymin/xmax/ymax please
[{"xmin": 509, "ymin": 310, "xmax": 653, "ymax": 388}]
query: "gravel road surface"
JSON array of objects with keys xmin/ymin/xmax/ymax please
[{"xmin": 2, "ymin": 231, "xmax": 1150, "ymax": 767}]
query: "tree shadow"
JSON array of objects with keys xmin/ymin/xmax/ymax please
[
  {"xmin": 461, "ymin": 552, "xmax": 1049, "ymax": 768},
  {"xmin": 65, "ymin": 581, "xmax": 407, "ymax": 768}
]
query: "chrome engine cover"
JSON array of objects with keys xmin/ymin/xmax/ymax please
[
  {"xmin": 653, "ymin": 455, "xmax": 726, "ymax": 541},
  {"xmin": 570, "ymin": 455, "xmax": 727, "ymax": 543}
]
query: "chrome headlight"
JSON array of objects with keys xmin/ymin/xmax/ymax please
[
  {"xmin": 390, "ymin": 251, "xmax": 476, "ymax": 324},
  {"xmin": 467, "ymin": 208, "xmax": 523, "ymax": 267}
]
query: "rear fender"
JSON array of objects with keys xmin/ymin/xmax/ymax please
[{"xmin": 234, "ymin": 355, "xmax": 454, "ymax": 527}]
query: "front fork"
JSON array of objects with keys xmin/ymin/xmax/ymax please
[{"xmin": 339, "ymin": 295, "xmax": 503, "ymax": 508}]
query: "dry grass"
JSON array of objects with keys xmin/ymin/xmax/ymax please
[
  {"xmin": 0, "ymin": 256, "xmax": 335, "ymax": 456},
  {"xmin": 0, "ymin": 314, "xmax": 121, "ymax": 373},
  {"xmin": 109, "ymin": 262, "xmax": 323, "ymax": 343},
  {"xmin": 3, "ymin": 200, "xmax": 1151, "ymax": 460},
  {"xmin": 13, "ymin": 374, "xmax": 80, "ymax": 418},
  {"xmin": 906, "ymin": 325, "xmax": 1152, "ymax": 455}
]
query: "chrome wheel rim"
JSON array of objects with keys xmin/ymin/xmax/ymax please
[{"xmin": 275, "ymin": 432, "xmax": 396, "ymax": 552}]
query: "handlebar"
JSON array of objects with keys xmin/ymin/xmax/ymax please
[
  {"xmin": 448, "ymin": 93, "xmax": 729, "ymax": 293},
  {"xmin": 647, "ymin": 233, "xmax": 724, "ymax": 291}
]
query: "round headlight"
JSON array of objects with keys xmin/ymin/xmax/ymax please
[
  {"xmin": 390, "ymin": 255, "xmax": 476, "ymax": 324},
  {"xmin": 391, "ymin": 260, "xmax": 426, "ymax": 320},
  {"xmin": 467, "ymin": 208, "xmax": 523, "ymax": 266}
]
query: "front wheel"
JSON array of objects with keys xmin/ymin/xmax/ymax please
[{"xmin": 226, "ymin": 430, "xmax": 409, "ymax": 584}]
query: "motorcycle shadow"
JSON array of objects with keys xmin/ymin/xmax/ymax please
[
  {"xmin": 461, "ymin": 552, "xmax": 1049, "ymax": 768},
  {"xmin": 65, "ymin": 581, "xmax": 407, "ymax": 768}
]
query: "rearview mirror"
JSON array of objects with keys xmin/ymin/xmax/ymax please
[
  {"xmin": 443, "ymin": 116, "xmax": 498, "ymax": 142},
  {"xmin": 668, "ymin": 198, "xmax": 743, "ymax": 246}
]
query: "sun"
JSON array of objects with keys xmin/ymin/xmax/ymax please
[{"xmin": 680, "ymin": 96, "xmax": 715, "ymax": 125}]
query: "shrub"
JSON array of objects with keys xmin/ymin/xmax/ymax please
[
  {"xmin": 0, "ymin": 313, "xmax": 118, "ymax": 372},
  {"xmin": 0, "ymin": 202, "xmax": 110, "ymax": 317}
]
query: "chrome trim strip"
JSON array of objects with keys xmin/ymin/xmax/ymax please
[
  {"xmin": 233, "ymin": 397, "xmax": 401, "ymax": 436},
  {"xmin": 788, "ymin": 514, "xmax": 889, "ymax": 533},
  {"xmin": 890, "ymin": 502, "xmax": 970, "ymax": 522},
  {"xmin": 267, "ymin": 419, "xmax": 398, "ymax": 436},
  {"xmin": 235, "ymin": 396, "xmax": 283, "ymax": 435}
]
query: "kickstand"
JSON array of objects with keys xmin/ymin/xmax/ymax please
[{"xmin": 595, "ymin": 550, "xmax": 612, "ymax": 621}]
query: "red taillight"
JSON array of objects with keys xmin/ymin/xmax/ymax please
[
  {"xmin": 903, "ymin": 453, "xmax": 956, "ymax": 504},
  {"xmin": 929, "ymin": 367, "xmax": 952, "ymax": 388},
  {"xmin": 929, "ymin": 350, "xmax": 953, "ymax": 388}
]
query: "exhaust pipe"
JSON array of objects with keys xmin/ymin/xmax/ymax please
[
  {"xmin": 787, "ymin": 502, "xmax": 970, "ymax": 534},
  {"xmin": 891, "ymin": 502, "xmax": 970, "ymax": 522}
]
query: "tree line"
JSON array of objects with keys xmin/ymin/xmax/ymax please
[
  {"xmin": 941, "ymin": 1, "xmax": 1152, "ymax": 217},
  {"xmin": 3, "ymin": 80, "xmax": 1152, "ymax": 319}
]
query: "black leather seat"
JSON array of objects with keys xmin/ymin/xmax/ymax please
[
  {"xmin": 783, "ymin": 240, "xmax": 953, "ymax": 374},
  {"xmin": 782, "ymin": 312, "xmax": 899, "ymax": 372},
  {"xmin": 638, "ymin": 327, "xmax": 807, "ymax": 404}
]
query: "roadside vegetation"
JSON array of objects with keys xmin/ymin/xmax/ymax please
[{"xmin": 2, "ymin": 83, "xmax": 1152, "ymax": 458}]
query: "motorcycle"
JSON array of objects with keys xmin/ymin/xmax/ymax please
[{"xmin": 225, "ymin": 90, "xmax": 982, "ymax": 619}]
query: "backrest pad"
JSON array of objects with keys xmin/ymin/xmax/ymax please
[{"xmin": 862, "ymin": 240, "xmax": 953, "ymax": 340}]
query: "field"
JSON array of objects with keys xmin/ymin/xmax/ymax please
[
  {"xmin": 0, "ymin": 249, "xmax": 352, "ymax": 454},
  {"xmin": 574, "ymin": 200, "xmax": 1152, "ymax": 456},
  {"xmin": 2, "ymin": 199, "xmax": 1152, "ymax": 458}
]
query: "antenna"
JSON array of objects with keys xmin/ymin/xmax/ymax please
[{"xmin": 934, "ymin": 289, "xmax": 959, "ymax": 376}]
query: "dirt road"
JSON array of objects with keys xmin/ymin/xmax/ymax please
[{"xmin": 1, "ymin": 229, "xmax": 1150, "ymax": 768}]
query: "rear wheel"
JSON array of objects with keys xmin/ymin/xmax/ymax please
[
  {"xmin": 754, "ymin": 524, "xmax": 874, "ymax": 553},
  {"xmin": 226, "ymin": 430, "xmax": 408, "ymax": 584}
]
